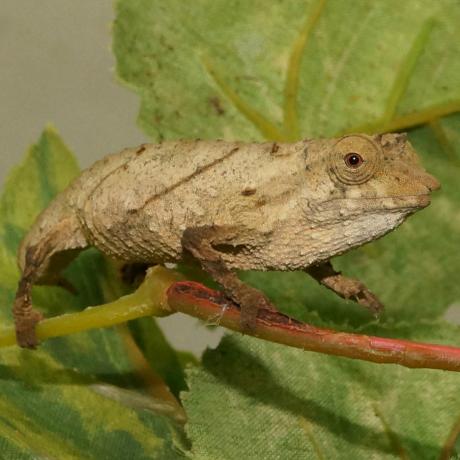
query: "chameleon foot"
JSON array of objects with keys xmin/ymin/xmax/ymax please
[
  {"xmin": 306, "ymin": 261, "xmax": 384, "ymax": 316},
  {"xmin": 348, "ymin": 282, "xmax": 384, "ymax": 317},
  {"xmin": 14, "ymin": 303, "xmax": 43, "ymax": 349},
  {"xmin": 233, "ymin": 285, "xmax": 277, "ymax": 333}
]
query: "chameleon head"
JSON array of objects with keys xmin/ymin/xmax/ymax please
[{"xmin": 302, "ymin": 133, "xmax": 440, "ymax": 253}]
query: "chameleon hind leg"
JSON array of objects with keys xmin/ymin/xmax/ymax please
[
  {"xmin": 13, "ymin": 250, "xmax": 44, "ymax": 349},
  {"xmin": 13, "ymin": 221, "xmax": 88, "ymax": 348}
]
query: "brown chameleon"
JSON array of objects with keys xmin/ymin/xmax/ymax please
[{"xmin": 13, "ymin": 133, "xmax": 440, "ymax": 348}]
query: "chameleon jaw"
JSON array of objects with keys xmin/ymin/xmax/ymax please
[{"xmin": 306, "ymin": 194, "xmax": 433, "ymax": 220}]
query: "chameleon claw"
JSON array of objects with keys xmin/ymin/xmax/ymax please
[{"xmin": 352, "ymin": 288, "xmax": 384, "ymax": 318}]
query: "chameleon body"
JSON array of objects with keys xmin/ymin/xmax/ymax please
[{"xmin": 13, "ymin": 133, "xmax": 439, "ymax": 348}]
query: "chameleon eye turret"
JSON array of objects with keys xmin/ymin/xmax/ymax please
[{"xmin": 329, "ymin": 134, "xmax": 381, "ymax": 185}]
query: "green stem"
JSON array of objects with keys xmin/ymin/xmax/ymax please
[{"xmin": 0, "ymin": 266, "xmax": 180, "ymax": 348}]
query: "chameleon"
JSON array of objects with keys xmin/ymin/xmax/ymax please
[{"xmin": 13, "ymin": 133, "xmax": 440, "ymax": 348}]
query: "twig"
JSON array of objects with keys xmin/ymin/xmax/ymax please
[
  {"xmin": 2, "ymin": 267, "xmax": 460, "ymax": 374},
  {"xmin": 0, "ymin": 266, "xmax": 180, "ymax": 348},
  {"xmin": 166, "ymin": 281, "xmax": 460, "ymax": 372}
]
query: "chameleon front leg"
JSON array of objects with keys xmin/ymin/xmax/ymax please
[
  {"xmin": 306, "ymin": 261, "xmax": 383, "ymax": 316},
  {"xmin": 181, "ymin": 226, "xmax": 276, "ymax": 331}
]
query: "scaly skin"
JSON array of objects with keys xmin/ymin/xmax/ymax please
[{"xmin": 14, "ymin": 133, "xmax": 440, "ymax": 348}]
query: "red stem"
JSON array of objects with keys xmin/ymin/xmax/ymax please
[{"xmin": 167, "ymin": 281, "xmax": 460, "ymax": 372}]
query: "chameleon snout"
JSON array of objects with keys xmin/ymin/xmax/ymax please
[
  {"xmin": 403, "ymin": 166, "xmax": 440, "ymax": 195},
  {"xmin": 421, "ymin": 172, "xmax": 441, "ymax": 192},
  {"xmin": 407, "ymin": 170, "xmax": 440, "ymax": 209}
]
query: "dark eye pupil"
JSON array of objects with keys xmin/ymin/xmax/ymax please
[
  {"xmin": 349, "ymin": 155, "xmax": 359, "ymax": 165},
  {"xmin": 344, "ymin": 152, "xmax": 363, "ymax": 168}
]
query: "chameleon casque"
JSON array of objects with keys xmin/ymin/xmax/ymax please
[{"xmin": 13, "ymin": 133, "xmax": 440, "ymax": 348}]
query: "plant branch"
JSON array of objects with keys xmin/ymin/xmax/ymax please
[
  {"xmin": 0, "ymin": 266, "xmax": 181, "ymax": 348},
  {"xmin": 166, "ymin": 281, "xmax": 460, "ymax": 372},
  {"xmin": 2, "ymin": 267, "xmax": 460, "ymax": 374}
]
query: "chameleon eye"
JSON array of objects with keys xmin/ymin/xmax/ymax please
[
  {"xmin": 330, "ymin": 135, "xmax": 381, "ymax": 185},
  {"xmin": 344, "ymin": 152, "xmax": 364, "ymax": 168}
]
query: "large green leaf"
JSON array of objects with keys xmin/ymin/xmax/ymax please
[
  {"xmin": 0, "ymin": 128, "xmax": 187, "ymax": 459},
  {"xmin": 113, "ymin": 1, "xmax": 460, "ymax": 458},
  {"xmin": 184, "ymin": 325, "xmax": 460, "ymax": 460},
  {"xmin": 113, "ymin": 0, "xmax": 460, "ymax": 141}
]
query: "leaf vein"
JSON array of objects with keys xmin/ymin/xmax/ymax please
[
  {"xmin": 382, "ymin": 18, "xmax": 435, "ymax": 124},
  {"xmin": 200, "ymin": 55, "xmax": 283, "ymax": 140},
  {"xmin": 283, "ymin": 0, "xmax": 327, "ymax": 141},
  {"xmin": 318, "ymin": 6, "xmax": 377, "ymax": 125}
]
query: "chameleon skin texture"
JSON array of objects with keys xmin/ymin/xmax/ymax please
[
  {"xmin": 18, "ymin": 133, "xmax": 438, "ymax": 277},
  {"xmin": 13, "ymin": 132, "xmax": 439, "ymax": 348}
]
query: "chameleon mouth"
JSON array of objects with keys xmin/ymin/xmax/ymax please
[
  {"xmin": 304, "ymin": 194, "xmax": 433, "ymax": 225},
  {"xmin": 375, "ymin": 194, "xmax": 431, "ymax": 210},
  {"xmin": 314, "ymin": 194, "xmax": 432, "ymax": 214}
]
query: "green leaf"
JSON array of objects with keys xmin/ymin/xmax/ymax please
[
  {"xmin": 113, "ymin": 0, "xmax": 460, "ymax": 141},
  {"xmin": 112, "ymin": 2, "xmax": 460, "ymax": 457},
  {"xmin": 0, "ymin": 128, "xmax": 187, "ymax": 459},
  {"xmin": 184, "ymin": 324, "xmax": 460, "ymax": 460}
]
